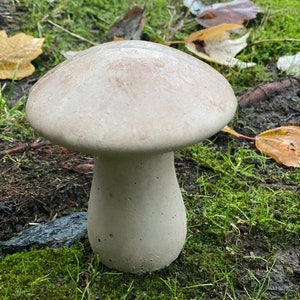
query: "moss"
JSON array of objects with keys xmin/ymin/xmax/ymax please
[
  {"xmin": 0, "ymin": 248, "xmax": 83, "ymax": 299},
  {"xmin": 15, "ymin": 0, "xmax": 179, "ymax": 75},
  {"xmin": 14, "ymin": 0, "xmax": 300, "ymax": 91}
]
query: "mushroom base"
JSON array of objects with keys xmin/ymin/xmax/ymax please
[{"xmin": 88, "ymin": 152, "xmax": 187, "ymax": 274}]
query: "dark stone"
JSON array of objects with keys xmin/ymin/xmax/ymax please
[{"xmin": 0, "ymin": 212, "xmax": 87, "ymax": 255}]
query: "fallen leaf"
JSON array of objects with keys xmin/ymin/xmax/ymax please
[
  {"xmin": 183, "ymin": 23, "xmax": 243, "ymax": 43},
  {"xmin": 108, "ymin": 7, "xmax": 146, "ymax": 40},
  {"xmin": 195, "ymin": 0, "xmax": 262, "ymax": 28},
  {"xmin": 222, "ymin": 125, "xmax": 300, "ymax": 167},
  {"xmin": 170, "ymin": 24, "xmax": 255, "ymax": 68},
  {"xmin": 0, "ymin": 30, "xmax": 44, "ymax": 80},
  {"xmin": 277, "ymin": 52, "xmax": 300, "ymax": 75},
  {"xmin": 255, "ymin": 126, "xmax": 300, "ymax": 167}
]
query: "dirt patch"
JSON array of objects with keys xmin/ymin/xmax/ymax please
[
  {"xmin": 236, "ymin": 79, "xmax": 300, "ymax": 136},
  {"xmin": 0, "ymin": 145, "xmax": 92, "ymax": 239},
  {"xmin": 235, "ymin": 236, "xmax": 300, "ymax": 298}
]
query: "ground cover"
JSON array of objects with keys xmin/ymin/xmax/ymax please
[{"xmin": 0, "ymin": 0, "xmax": 299, "ymax": 299}]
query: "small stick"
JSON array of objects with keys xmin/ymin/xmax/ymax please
[
  {"xmin": 238, "ymin": 77, "xmax": 300, "ymax": 108},
  {"xmin": 47, "ymin": 20, "xmax": 98, "ymax": 46},
  {"xmin": 0, "ymin": 140, "xmax": 51, "ymax": 157},
  {"xmin": 249, "ymin": 38, "xmax": 300, "ymax": 47}
]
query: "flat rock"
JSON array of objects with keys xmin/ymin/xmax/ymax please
[{"xmin": 0, "ymin": 212, "xmax": 87, "ymax": 255}]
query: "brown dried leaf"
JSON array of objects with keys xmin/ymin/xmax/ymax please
[
  {"xmin": 108, "ymin": 7, "xmax": 146, "ymax": 40},
  {"xmin": 196, "ymin": 0, "xmax": 262, "ymax": 28},
  {"xmin": 255, "ymin": 126, "xmax": 300, "ymax": 167},
  {"xmin": 175, "ymin": 24, "xmax": 255, "ymax": 68},
  {"xmin": 0, "ymin": 30, "xmax": 44, "ymax": 80}
]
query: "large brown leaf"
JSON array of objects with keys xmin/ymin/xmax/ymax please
[{"xmin": 0, "ymin": 30, "xmax": 44, "ymax": 80}]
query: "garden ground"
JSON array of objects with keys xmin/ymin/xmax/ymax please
[{"xmin": 0, "ymin": 0, "xmax": 299, "ymax": 299}]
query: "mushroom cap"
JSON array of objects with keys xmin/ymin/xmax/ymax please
[{"xmin": 26, "ymin": 41, "xmax": 237, "ymax": 155}]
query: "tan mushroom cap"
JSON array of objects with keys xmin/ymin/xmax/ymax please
[{"xmin": 26, "ymin": 41, "xmax": 237, "ymax": 155}]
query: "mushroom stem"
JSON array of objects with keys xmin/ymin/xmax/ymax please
[{"xmin": 88, "ymin": 152, "xmax": 187, "ymax": 274}]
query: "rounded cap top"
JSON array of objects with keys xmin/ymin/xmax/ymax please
[{"xmin": 26, "ymin": 41, "xmax": 237, "ymax": 155}]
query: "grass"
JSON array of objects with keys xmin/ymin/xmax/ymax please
[
  {"xmin": 1, "ymin": 0, "xmax": 300, "ymax": 299},
  {"xmin": 0, "ymin": 82, "xmax": 34, "ymax": 143},
  {"xmin": 8, "ymin": 0, "xmax": 299, "ymax": 93},
  {"xmin": 186, "ymin": 142, "xmax": 300, "ymax": 238}
]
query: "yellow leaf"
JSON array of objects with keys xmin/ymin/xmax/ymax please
[
  {"xmin": 255, "ymin": 126, "xmax": 300, "ymax": 167},
  {"xmin": 0, "ymin": 30, "xmax": 44, "ymax": 80},
  {"xmin": 170, "ymin": 24, "xmax": 255, "ymax": 68},
  {"xmin": 184, "ymin": 23, "xmax": 244, "ymax": 43}
]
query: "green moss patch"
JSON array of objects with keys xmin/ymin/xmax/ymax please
[{"xmin": 0, "ymin": 248, "xmax": 83, "ymax": 299}]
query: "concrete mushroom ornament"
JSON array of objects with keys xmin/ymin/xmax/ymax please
[{"xmin": 26, "ymin": 41, "xmax": 237, "ymax": 274}]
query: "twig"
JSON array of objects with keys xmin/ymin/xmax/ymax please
[
  {"xmin": 0, "ymin": 140, "xmax": 51, "ymax": 157},
  {"xmin": 238, "ymin": 77, "xmax": 300, "ymax": 108},
  {"xmin": 249, "ymin": 38, "xmax": 300, "ymax": 47},
  {"xmin": 47, "ymin": 20, "xmax": 98, "ymax": 46}
]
